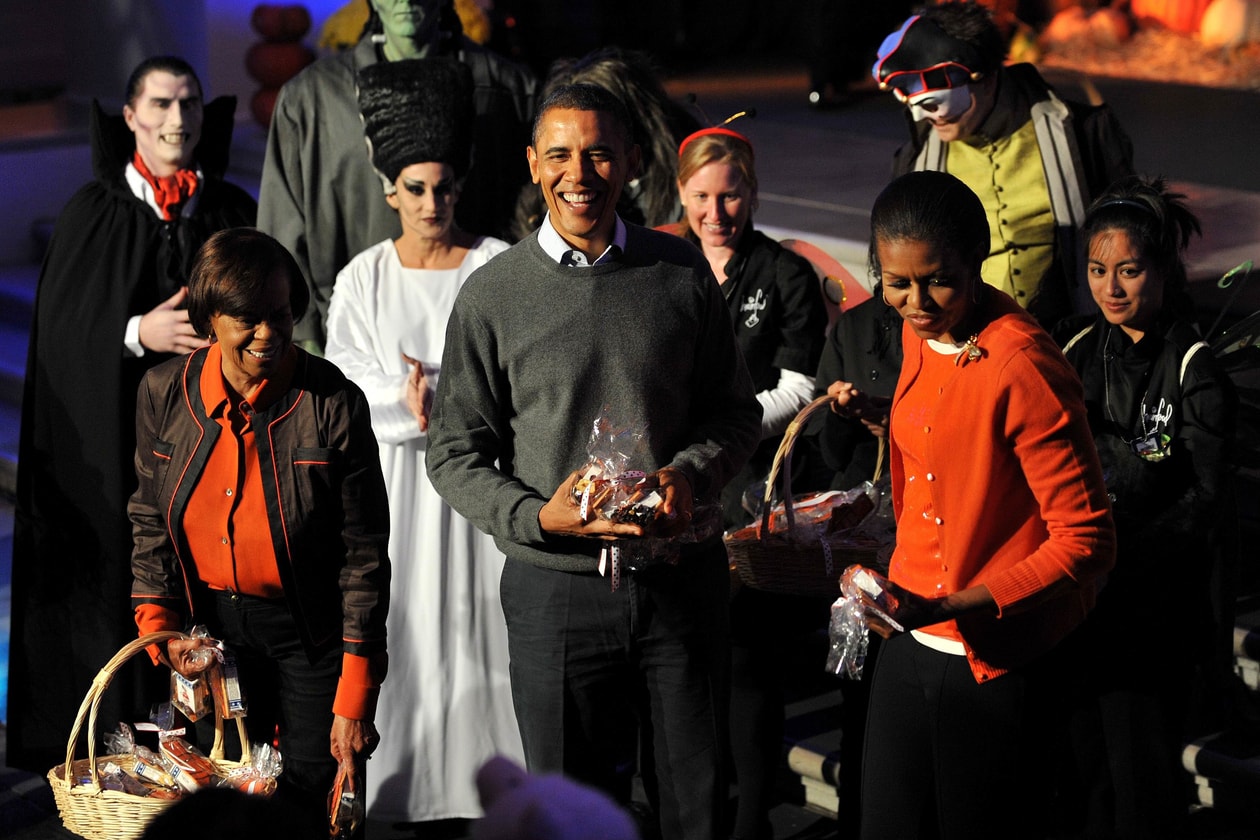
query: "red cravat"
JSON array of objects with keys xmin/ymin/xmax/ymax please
[{"xmin": 133, "ymin": 152, "xmax": 199, "ymax": 221}]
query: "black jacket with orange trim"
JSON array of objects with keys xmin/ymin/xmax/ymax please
[{"xmin": 129, "ymin": 344, "xmax": 391, "ymax": 661}]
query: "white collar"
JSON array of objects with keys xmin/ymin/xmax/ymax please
[{"xmin": 537, "ymin": 212, "xmax": 627, "ymax": 267}]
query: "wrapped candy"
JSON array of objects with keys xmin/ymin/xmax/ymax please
[
  {"xmin": 222, "ymin": 741, "xmax": 283, "ymax": 796},
  {"xmin": 329, "ymin": 760, "xmax": 363, "ymax": 839},
  {"xmin": 169, "ymin": 625, "xmax": 224, "ymax": 722},
  {"xmin": 103, "ymin": 721, "xmax": 181, "ymax": 791},
  {"xmin": 825, "ymin": 566, "xmax": 905, "ymax": 679}
]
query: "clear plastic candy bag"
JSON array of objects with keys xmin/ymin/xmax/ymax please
[
  {"xmin": 169, "ymin": 625, "xmax": 224, "ymax": 722},
  {"xmin": 825, "ymin": 565, "xmax": 905, "ymax": 679},
  {"xmin": 223, "ymin": 741, "xmax": 283, "ymax": 796}
]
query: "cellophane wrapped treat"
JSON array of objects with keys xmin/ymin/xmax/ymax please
[
  {"xmin": 223, "ymin": 741, "xmax": 283, "ymax": 796},
  {"xmin": 208, "ymin": 646, "xmax": 248, "ymax": 719},
  {"xmin": 101, "ymin": 721, "xmax": 181, "ymax": 795},
  {"xmin": 571, "ymin": 407, "xmax": 656, "ymax": 525},
  {"xmin": 169, "ymin": 625, "xmax": 224, "ymax": 722},
  {"xmin": 329, "ymin": 760, "xmax": 362, "ymax": 840},
  {"xmin": 151, "ymin": 702, "xmax": 221, "ymax": 792},
  {"xmin": 825, "ymin": 566, "xmax": 906, "ymax": 679},
  {"xmin": 570, "ymin": 407, "xmax": 724, "ymax": 577},
  {"xmin": 825, "ymin": 595, "xmax": 869, "ymax": 679}
]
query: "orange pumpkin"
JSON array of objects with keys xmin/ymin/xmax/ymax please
[
  {"xmin": 1131, "ymin": 0, "xmax": 1214, "ymax": 33},
  {"xmin": 251, "ymin": 4, "xmax": 312, "ymax": 43},
  {"xmin": 245, "ymin": 41, "xmax": 315, "ymax": 88},
  {"xmin": 1200, "ymin": 0, "xmax": 1260, "ymax": 45}
]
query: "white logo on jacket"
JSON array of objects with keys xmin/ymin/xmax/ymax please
[{"xmin": 742, "ymin": 289, "xmax": 767, "ymax": 328}]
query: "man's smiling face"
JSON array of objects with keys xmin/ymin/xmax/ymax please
[
  {"xmin": 527, "ymin": 107, "xmax": 640, "ymax": 258},
  {"xmin": 124, "ymin": 70, "xmax": 203, "ymax": 176}
]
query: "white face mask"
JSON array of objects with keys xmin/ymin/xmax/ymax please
[{"xmin": 907, "ymin": 85, "xmax": 972, "ymax": 123}]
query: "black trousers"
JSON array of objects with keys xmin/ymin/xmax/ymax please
[
  {"xmin": 859, "ymin": 633, "xmax": 1063, "ymax": 840},
  {"xmin": 500, "ymin": 547, "xmax": 730, "ymax": 840},
  {"xmin": 198, "ymin": 590, "xmax": 342, "ymax": 838}
]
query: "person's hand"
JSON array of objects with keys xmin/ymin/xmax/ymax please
[
  {"xmin": 538, "ymin": 470, "xmax": 646, "ymax": 539},
  {"xmin": 651, "ymin": 467, "xmax": 694, "ymax": 538},
  {"xmin": 849, "ymin": 570, "xmax": 996, "ymax": 639},
  {"xmin": 826, "ymin": 381, "xmax": 890, "ymax": 437},
  {"xmin": 330, "ymin": 714, "xmax": 379, "ymax": 763},
  {"xmin": 401, "ymin": 352, "xmax": 432, "ymax": 431},
  {"xmin": 860, "ymin": 581, "xmax": 935, "ymax": 639},
  {"xmin": 162, "ymin": 637, "xmax": 218, "ymax": 678},
  {"xmin": 139, "ymin": 287, "xmax": 207, "ymax": 354}
]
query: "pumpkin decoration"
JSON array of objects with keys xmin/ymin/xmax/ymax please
[
  {"xmin": 251, "ymin": 4, "xmax": 311, "ymax": 41},
  {"xmin": 1043, "ymin": 6, "xmax": 1092, "ymax": 46},
  {"xmin": 245, "ymin": 41, "xmax": 315, "ymax": 88},
  {"xmin": 1200, "ymin": 0, "xmax": 1260, "ymax": 46},
  {"xmin": 1090, "ymin": 7, "xmax": 1134, "ymax": 43},
  {"xmin": 1131, "ymin": 0, "xmax": 1214, "ymax": 34},
  {"xmin": 245, "ymin": 3, "xmax": 315, "ymax": 127}
]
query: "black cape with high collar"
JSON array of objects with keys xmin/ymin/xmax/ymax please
[{"xmin": 8, "ymin": 96, "xmax": 256, "ymax": 772}]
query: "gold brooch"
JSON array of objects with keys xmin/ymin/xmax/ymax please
[{"xmin": 956, "ymin": 334, "xmax": 982, "ymax": 366}]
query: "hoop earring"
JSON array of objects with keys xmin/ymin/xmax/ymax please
[{"xmin": 971, "ymin": 282, "xmax": 983, "ymax": 305}]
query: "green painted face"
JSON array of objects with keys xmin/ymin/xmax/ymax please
[{"xmin": 370, "ymin": 0, "xmax": 443, "ymax": 60}]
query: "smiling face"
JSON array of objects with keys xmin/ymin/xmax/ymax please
[
  {"xmin": 527, "ymin": 107, "xmax": 640, "ymax": 258},
  {"xmin": 1088, "ymin": 228, "xmax": 1163, "ymax": 341},
  {"xmin": 210, "ymin": 268, "xmax": 295, "ymax": 396},
  {"xmin": 386, "ymin": 161, "xmax": 460, "ymax": 242},
  {"xmin": 679, "ymin": 161, "xmax": 753, "ymax": 254},
  {"xmin": 124, "ymin": 70, "xmax": 202, "ymax": 177},
  {"xmin": 877, "ymin": 237, "xmax": 981, "ymax": 344}
]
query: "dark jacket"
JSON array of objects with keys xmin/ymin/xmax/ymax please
[
  {"xmin": 807, "ymin": 296, "xmax": 904, "ymax": 491},
  {"xmin": 130, "ymin": 346, "xmax": 391, "ymax": 660},
  {"xmin": 677, "ymin": 227, "xmax": 826, "ymax": 527},
  {"xmin": 1061, "ymin": 313, "xmax": 1235, "ymax": 668}
]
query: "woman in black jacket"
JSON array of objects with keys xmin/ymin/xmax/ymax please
[
  {"xmin": 1059, "ymin": 176, "xmax": 1236, "ymax": 839},
  {"xmin": 130, "ymin": 228, "xmax": 390, "ymax": 834}
]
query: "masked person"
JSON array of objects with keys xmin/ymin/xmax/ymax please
[
  {"xmin": 258, "ymin": 0, "xmax": 536, "ymax": 349},
  {"xmin": 324, "ymin": 57, "xmax": 523, "ymax": 825},
  {"xmin": 8, "ymin": 55, "xmax": 256, "ymax": 773},
  {"xmin": 873, "ymin": 1, "xmax": 1134, "ymax": 328}
]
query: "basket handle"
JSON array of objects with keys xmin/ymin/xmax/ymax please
[
  {"xmin": 758, "ymin": 396, "xmax": 889, "ymax": 541},
  {"xmin": 758, "ymin": 395, "xmax": 838, "ymax": 540},
  {"xmin": 59, "ymin": 630, "xmax": 239, "ymax": 791}
]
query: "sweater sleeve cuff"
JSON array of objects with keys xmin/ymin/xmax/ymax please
[{"xmin": 332, "ymin": 652, "xmax": 383, "ymax": 720}]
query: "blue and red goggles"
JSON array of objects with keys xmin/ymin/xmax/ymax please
[{"xmin": 880, "ymin": 62, "xmax": 977, "ymax": 102}]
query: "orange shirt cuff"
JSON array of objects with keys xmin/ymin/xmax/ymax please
[
  {"xmin": 135, "ymin": 604, "xmax": 183, "ymax": 665},
  {"xmin": 332, "ymin": 652, "xmax": 385, "ymax": 720}
]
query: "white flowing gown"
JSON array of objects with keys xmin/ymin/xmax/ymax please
[{"xmin": 326, "ymin": 236, "xmax": 522, "ymax": 822}]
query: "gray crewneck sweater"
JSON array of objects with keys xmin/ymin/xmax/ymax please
[{"xmin": 427, "ymin": 223, "xmax": 761, "ymax": 572}]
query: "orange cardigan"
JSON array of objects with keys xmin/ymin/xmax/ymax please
[{"xmin": 889, "ymin": 291, "xmax": 1115, "ymax": 681}]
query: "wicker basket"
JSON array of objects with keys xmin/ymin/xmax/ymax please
[
  {"xmin": 726, "ymin": 395, "xmax": 887, "ymax": 599},
  {"xmin": 47, "ymin": 630, "xmax": 254, "ymax": 840}
]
